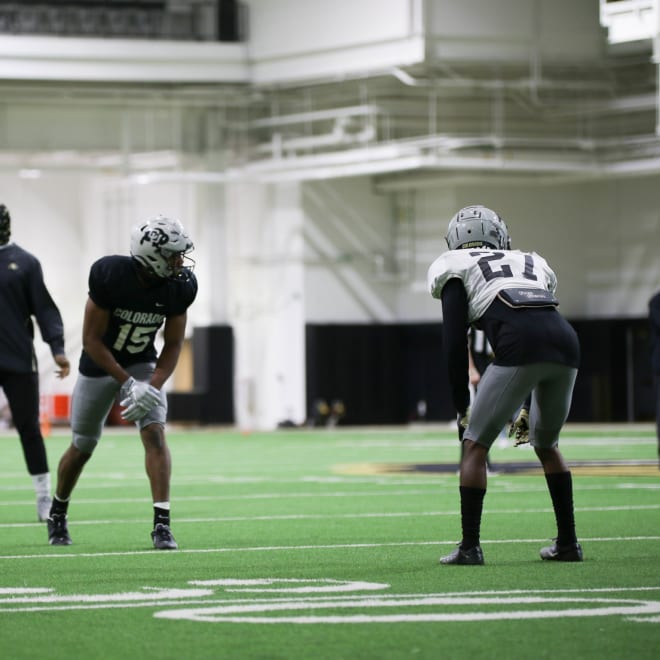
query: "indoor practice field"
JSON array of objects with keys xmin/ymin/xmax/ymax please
[{"xmin": 0, "ymin": 424, "xmax": 658, "ymax": 660}]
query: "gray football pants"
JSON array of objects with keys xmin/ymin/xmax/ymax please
[
  {"xmin": 464, "ymin": 362, "xmax": 578, "ymax": 449},
  {"xmin": 70, "ymin": 363, "xmax": 167, "ymax": 454}
]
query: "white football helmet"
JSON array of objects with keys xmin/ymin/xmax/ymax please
[
  {"xmin": 130, "ymin": 215, "xmax": 194, "ymax": 279},
  {"xmin": 445, "ymin": 205, "xmax": 511, "ymax": 250}
]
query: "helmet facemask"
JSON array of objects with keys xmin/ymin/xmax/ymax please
[{"xmin": 159, "ymin": 246, "xmax": 196, "ymax": 280}]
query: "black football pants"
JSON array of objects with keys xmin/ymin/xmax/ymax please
[{"xmin": 0, "ymin": 370, "xmax": 48, "ymax": 474}]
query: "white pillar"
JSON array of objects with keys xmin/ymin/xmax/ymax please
[{"xmin": 226, "ymin": 179, "xmax": 306, "ymax": 430}]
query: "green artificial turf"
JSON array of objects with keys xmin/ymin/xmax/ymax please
[{"xmin": 0, "ymin": 424, "xmax": 658, "ymax": 659}]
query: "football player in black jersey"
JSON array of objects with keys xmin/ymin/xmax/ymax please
[
  {"xmin": 0, "ymin": 204, "xmax": 71, "ymax": 522},
  {"xmin": 47, "ymin": 216, "xmax": 197, "ymax": 549},
  {"xmin": 428, "ymin": 205, "xmax": 582, "ymax": 565}
]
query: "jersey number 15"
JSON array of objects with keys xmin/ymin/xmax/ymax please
[{"xmin": 113, "ymin": 324, "xmax": 158, "ymax": 354}]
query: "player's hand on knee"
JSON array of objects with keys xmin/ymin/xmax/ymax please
[
  {"xmin": 509, "ymin": 407, "xmax": 530, "ymax": 446},
  {"xmin": 119, "ymin": 377, "xmax": 161, "ymax": 421},
  {"xmin": 121, "ymin": 400, "xmax": 152, "ymax": 422},
  {"xmin": 457, "ymin": 406, "xmax": 470, "ymax": 442}
]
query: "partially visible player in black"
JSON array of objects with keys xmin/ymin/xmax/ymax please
[
  {"xmin": 650, "ymin": 290, "xmax": 660, "ymax": 468},
  {"xmin": 428, "ymin": 205, "xmax": 582, "ymax": 565},
  {"xmin": 47, "ymin": 215, "xmax": 197, "ymax": 549},
  {"xmin": 0, "ymin": 204, "xmax": 70, "ymax": 522}
]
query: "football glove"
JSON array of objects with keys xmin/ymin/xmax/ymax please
[
  {"xmin": 509, "ymin": 407, "xmax": 530, "ymax": 446},
  {"xmin": 457, "ymin": 407, "xmax": 470, "ymax": 443},
  {"xmin": 119, "ymin": 377, "xmax": 161, "ymax": 422}
]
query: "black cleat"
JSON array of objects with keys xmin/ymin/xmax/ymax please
[
  {"xmin": 47, "ymin": 513, "xmax": 72, "ymax": 546},
  {"xmin": 540, "ymin": 540, "xmax": 583, "ymax": 562},
  {"xmin": 151, "ymin": 523, "xmax": 178, "ymax": 550},
  {"xmin": 440, "ymin": 544, "xmax": 484, "ymax": 565}
]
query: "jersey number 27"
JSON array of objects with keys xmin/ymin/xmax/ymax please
[{"xmin": 470, "ymin": 251, "xmax": 537, "ymax": 282}]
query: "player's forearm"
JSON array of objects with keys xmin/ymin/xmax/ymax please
[
  {"xmin": 83, "ymin": 337, "xmax": 130, "ymax": 384},
  {"xmin": 150, "ymin": 342, "xmax": 182, "ymax": 389},
  {"xmin": 441, "ymin": 280, "xmax": 471, "ymax": 414}
]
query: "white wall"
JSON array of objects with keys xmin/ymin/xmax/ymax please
[
  {"xmin": 0, "ymin": 0, "xmax": 656, "ymax": 429},
  {"xmin": 225, "ymin": 179, "xmax": 306, "ymax": 430},
  {"xmin": 302, "ymin": 174, "xmax": 660, "ymax": 322},
  {"xmin": 425, "ymin": 0, "xmax": 605, "ymax": 62},
  {"xmin": 3, "ymin": 168, "xmax": 659, "ymax": 405},
  {"xmin": 0, "ymin": 173, "xmax": 225, "ymax": 398},
  {"xmin": 246, "ymin": 0, "xmax": 424, "ymax": 83},
  {"xmin": 0, "ymin": 174, "xmax": 86, "ymax": 397},
  {"xmin": 303, "ymin": 178, "xmax": 397, "ymax": 322}
]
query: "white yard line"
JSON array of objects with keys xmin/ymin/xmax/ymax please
[{"xmin": 0, "ymin": 535, "xmax": 659, "ymax": 561}]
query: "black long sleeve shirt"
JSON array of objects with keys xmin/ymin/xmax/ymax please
[{"xmin": 0, "ymin": 243, "xmax": 65, "ymax": 373}]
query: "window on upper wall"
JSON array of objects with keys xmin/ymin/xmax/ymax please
[
  {"xmin": 0, "ymin": 0, "xmax": 243, "ymax": 43},
  {"xmin": 599, "ymin": 0, "xmax": 656, "ymax": 46}
]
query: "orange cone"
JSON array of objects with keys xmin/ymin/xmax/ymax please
[{"xmin": 39, "ymin": 395, "xmax": 51, "ymax": 438}]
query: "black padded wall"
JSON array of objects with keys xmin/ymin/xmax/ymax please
[
  {"xmin": 306, "ymin": 318, "xmax": 654, "ymax": 425},
  {"xmin": 192, "ymin": 325, "xmax": 235, "ymax": 424},
  {"xmin": 305, "ymin": 323, "xmax": 453, "ymax": 425}
]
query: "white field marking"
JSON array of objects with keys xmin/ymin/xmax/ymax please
[
  {"xmin": 154, "ymin": 607, "xmax": 660, "ymax": 625},
  {"xmin": 0, "ymin": 588, "xmax": 214, "ymax": 605},
  {"xmin": 1, "ymin": 503, "xmax": 658, "ymax": 529},
  {"xmin": 188, "ymin": 579, "xmax": 390, "ymax": 593},
  {"xmin": 154, "ymin": 592, "xmax": 660, "ymax": 624},
  {"xmin": 616, "ymin": 483, "xmax": 660, "ymax": 490},
  {"xmin": 1, "ymin": 478, "xmax": 658, "ymax": 503},
  {"xmin": 0, "ymin": 488, "xmax": 444, "ymax": 502},
  {"xmin": 1, "ymin": 536, "xmax": 659, "ymax": 561},
  {"xmin": 0, "ymin": 587, "xmax": 53, "ymax": 595},
  {"xmin": 2, "ymin": 503, "xmax": 660, "ymax": 530},
  {"xmin": 2, "ymin": 583, "xmax": 659, "ymax": 623},
  {"xmin": 3, "ymin": 584, "xmax": 659, "ymax": 606},
  {"xmin": 0, "ymin": 579, "xmax": 388, "ymax": 613}
]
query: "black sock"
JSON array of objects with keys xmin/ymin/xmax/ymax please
[
  {"xmin": 459, "ymin": 486, "xmax": 486, "ymax": 550},
  {"xmin": 154, "ymin": 507, "xmax": 170, "ymax": 528},
  {"xmin": 545, "ymin": 471, "xmax": 577, "ymax": 546},
  {"xmin": 50, "ymin": 496, "xmax": 69, "ymax": 517}
]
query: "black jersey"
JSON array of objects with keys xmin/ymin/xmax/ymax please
[
  {"xmin": 0, "ymin": 243, "xmax": 65, "ymax": 373},
  {"xmin": 78, "ymin": 255, "xmax": 198, "ymax": 377}
]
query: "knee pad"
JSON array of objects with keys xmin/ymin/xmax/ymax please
[{"xmin": 73, "ymin": 434, "xmax": 98, "ymax": 454}]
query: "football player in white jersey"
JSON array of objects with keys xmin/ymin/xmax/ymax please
[{"xmin": 427, "ymin": 205, "xmax": 582, "ymax": 565}]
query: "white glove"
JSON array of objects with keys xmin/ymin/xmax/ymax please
[{"xmin": 119, "ymin": 377, "xmax": 161, "ymax": 422}]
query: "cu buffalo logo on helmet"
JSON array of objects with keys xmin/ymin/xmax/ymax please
[{"xmin": 140, "ymin": 227, "xmax": 170, "ymax": 247}]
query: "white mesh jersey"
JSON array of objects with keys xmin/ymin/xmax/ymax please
[{"xmin": 427, "ymin": 249, "xmax": 557, "ymax": 323}]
